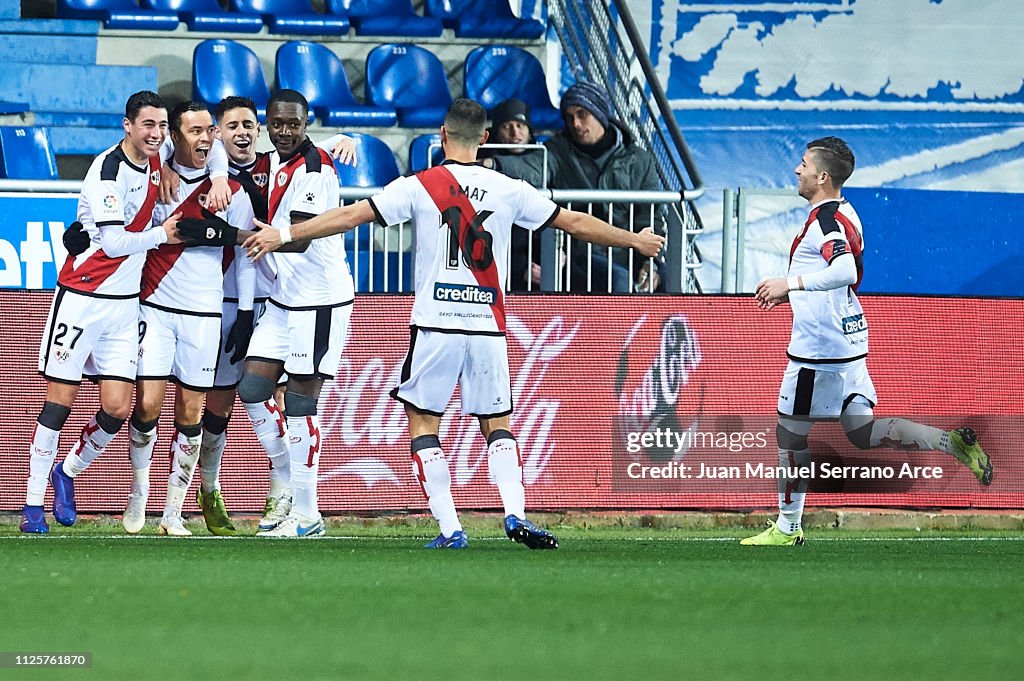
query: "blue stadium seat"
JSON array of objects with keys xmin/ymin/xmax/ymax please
[
  {"xmin": 142, "ymin": 0, "xmax": 264, "ymax": 33},
  {"xmin": 464, "ymin": 45, "xmax": 562, "ymax": 129},
  {"xmin": 425, "ymin": 0, "xmax": 544, "ymax": 39},
  {"xmin": 275, "ymin": 42, "xmax": 397, "ymax": 128},
  {"xmin": 0, "ymin": 101, "xmax": 29, "ymax": 115},
  {"xmin": 365, "ymin": 44, "xmax": 452, "ymax": 128},
  {"xmin": 192, "ymin": 40, "xmax": 270, "ymax": 119},
  {"xmin": 333, "ymin": 132, "xmax": 401, "ymax": 188},
  {"xmin": 408, "ymin": 133, "xmax": 443, "ymax": 172},
  {"xmin": 55, "ymin": 0, "xmax": 181, "ymax": 30},
  {"xmin": 325, "ymin": 0, "xmax": 442, "ymax": 37},
  {"xmin": 230, "ymin": 0, "xmax": 349, "ymax": 35},
  {"xmin": 0, "ymin": 127, "xmax": 60, "ymax": 180}
]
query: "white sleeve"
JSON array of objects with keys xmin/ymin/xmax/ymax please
[
  {"xmin": 315, "ymin": 133, "xmax": 350, "ymax": 152},
  {"xmin": 791, "ymin": 252, "xmax": 857, "ymax": 291},
  {"xmin": 234, "ymin": 246, "xmax": 256, "ymax": 311},
  {"xmin": 208, "ymin": 138, "xmax": 228, "ymax": 179},
  {"xmin": 369, "ymin": 176, "xmax": 415, "ymax": 226},
  {"xmin": 98, "ymin": 222, "xmax": 167, "ymax": 258}
]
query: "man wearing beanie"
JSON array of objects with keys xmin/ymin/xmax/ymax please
[
  {"xmin": 480, "ymin": 99, "xmax": 547, "ymax": 290},
  {"xmin": 495, "ymin": 81, "xmax": 665, "ymax": 292}
]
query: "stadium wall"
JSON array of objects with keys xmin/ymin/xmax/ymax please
[{"xmin": 2, "ymin": 290, "xmax": 1021, "ymax": 514}]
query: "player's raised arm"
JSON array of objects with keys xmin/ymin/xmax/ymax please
[
  {"xmin": 552, "ymin": 209, "xmax": 665, "ymax": 258},
  {"xmin": 242, "ymin": 200, "xmax": 377, "ymax": 260}
]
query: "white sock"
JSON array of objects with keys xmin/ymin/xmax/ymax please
[
  {"xmin": 26, "ymin": 422, "xmax": 61, "ymax": 506},
  {"xmin": 871, "ymin": 418, "xmax": 948, "ymax": 451},
  {"xmin": 199, "ymin": 429, "xmax": 226, "ymax": 494},
  {"xmin": 487, "ymin": 434, "xmax": 525, "ymax": 519},
  {"xmin": 165, "ymin": 428, "xmax": 202, "ymax": 515},
  {"xmin": 269, "ymin": 467, "xmax": 290, "ymax": 497},
  {"xmin": 413, "ymin": 443, "xmax": 461, "ymax": 537},
  {"xmin": 129, "ymin": 422, "xmax": 157, "ymax": 494},
  {"xmin": 776, "ymin": 448, "xmax": 811, "ymax": 534},
  {"xmin": 244, "ymin": 400, "xmax": 291, "ymax": 486},
  {"xmin": 286, "ymin": 415, "xmax": 321, "ymax": 521},
  {"xmin": 64, "ymin": 413, "xmax": 119, "ymax": 478}
]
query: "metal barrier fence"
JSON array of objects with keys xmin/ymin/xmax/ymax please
[{"xmin": 2, "ymin": 179, "xmax": 699, "ymax": 294}]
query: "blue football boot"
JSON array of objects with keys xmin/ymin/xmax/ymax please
[
  {"xmin": 424, "ymin": 530, "xmax": 469, "ymax": 549},
  {"xmin": 504, "ymin": 515, "xmax": 558, "ymax": 549},
  {"xmin": 50, "ymin": 461, "xmax": 77, "ymax": 527},
  {"xmin": 19, "ymin": 505, "xmax": 49, "ymax": 534}
]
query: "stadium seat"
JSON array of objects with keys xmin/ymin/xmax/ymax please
[
  {"xmin": 192, "ymin": 40, "xmax": 270, "ymax": 119},
  {"xmin": 464, "ymin": 45, "xmax": 562, "ymax": 129},
  {"xmin": 275, "ymin": 42, "xmax": 397, "ymax": 128},
  {"xmin": 425, "ymin": 0, "xmax": 544, "ymax": 39},
  {"xmin": 333, "ymin": 132, "xmax": 401, "ymax": 188},
  {"xmin": 0, "ymin": 101, "xmax": 29, "ymax": 115},
  {"xmin": 408, "ymin": 133, "xmax": 443, "ymax": 172},
  {"xmin": 230, "ymin": 0, "xmax": 349, "ymax": 35},
  {"xmin": 0, "ymin": 127, "xmax": 60, "ymax": 180},
  {"xmin": 325, "ymin": 0, "xmax": 443, "ymax": 37},
  {"xmin": 55, "ymin": 0, "xmax": 181, "ymax": 30},
  {"xmin": 142, "ymin": 0, "xmax": 264, "ymax": 33},
  {"xmin": 365, "ymin": 44, "xmax": 452, "ymax": 128}
]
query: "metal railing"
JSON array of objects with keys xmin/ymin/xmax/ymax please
[{"xmin": 720, "ymin": 187, "xmax": 806, "ymax": 293}]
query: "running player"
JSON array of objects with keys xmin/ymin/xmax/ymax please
[
  {"xmin": 122, "ymin": 101, "xmax": 257, "ymax": 537},
  {"xmin": 242, "ymin": 98, "xmax": 665, "ymax": 548},
  {"xmin": 743, "ymin": 136, "xmax": 992, "ymax": 546},
  {"xmin": 20, "ymin": 91, "xmax": 181, "ymax": 533}
]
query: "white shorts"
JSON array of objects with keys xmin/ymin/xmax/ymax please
[
  {"xmin": 212, "ymin": 299, "xmax": 270, "ymax": 390},
  {"xmin": 38, "ymin": 287, "xmax": 140, "ymax": 384},
  {"xmin": 137, "ymin": 305, "xmax": 221, "ymax": 391},
  {"xmin": 391, "ymin": 327, "xmax": 512, "ymax": 417},
  {"xmin": 777, "ymin": 358, "xmax": 877, "ymax": 419},
  {"xmin": 247, "ymin": 300, "xmax": 351, "ymax": 380}
]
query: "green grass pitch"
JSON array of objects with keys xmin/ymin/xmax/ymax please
[{"xmin": 1, "ymin": 521, "xmax": 1021, "ymax": 680}]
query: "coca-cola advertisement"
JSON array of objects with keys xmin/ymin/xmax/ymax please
[{"xmin": 0, "ymin": 291, "xmax": 1020, "ymax": 513}]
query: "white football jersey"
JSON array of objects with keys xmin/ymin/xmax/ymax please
[
  {"xmin": 267, "ymin": 140, "xmax": 352, "ymax": 308},
  {"xmin": 370, "ymin": 161, "xmax": 559, "ymax": 333},
  {"xmin": 143, "ymin": 163, "xmax": 255, "ymax": 315},
  {"xmin": 226, "ymin": 152, "xmax": 274, "ymax": 302},
  {"xmin": 786, "ymin": 198, "xmax": 868, "ymax": 364},
  {"xmin": 59, "ymin": 144, "xmax": 162, "ymax": 297}
]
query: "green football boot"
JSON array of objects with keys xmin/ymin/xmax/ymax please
[
  {"xmin": 197, "ymin": 489, "xmax": 237, "ymax": 536},
  {"xmin": 740, "ymin": 520, "xmax": 805, "ymax": 546},
  {"xmin": 949, "ymin": 428, "xmax": 992, "ymax": 485}
]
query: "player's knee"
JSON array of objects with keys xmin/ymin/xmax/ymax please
[
  {"xmin": 776, "ymin": 422, "xmax": 808, "ymax": 451},
  {"xmin": 283, "ymin": 391, "xmax": 318, "ymax": 417},
  {"xmin": 845, "ymin": 422, "xmax": 874, "ymax": 450},
  {"xmin": 237, "ymin": 373, "xmax": 276, "ymax": 404},
  {"xmin": 37, "ymin": 401, "xmax": 72, "ymax": 431},
  {"xmin": 102, "ymin": 398, "xmax": 133, "ymax": 422}
]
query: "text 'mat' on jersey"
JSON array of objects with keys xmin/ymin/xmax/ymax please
[
  {"xmin": 369, "ymin": 161, "xmax": 559, "ymax": 334},
  {"xmin": 786, "ymin": 198, "xmax": 867, "ymax": 364},
  {"xmin": 267, "ymin": 140, "xmax": 352, "ymax": 308},
  {"xmin": 59, "ymin": 144, "xmax": 161, "ymax": 297}
]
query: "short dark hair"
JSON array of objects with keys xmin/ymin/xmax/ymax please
[
  {"xmin": 169, "ymin": 100, "xmax": 210, "ymax": 135},
  {"xmin": 215, "ymin": 95, "xmax": 257, "ymax": 123},
  {"xmin": 268, "ymin": 89, "xmax": 309, "ymax": 117},
  {"xmin": 125, "ymin": 90, "xmax": 166, "ymax": 122},
  {"xmin": 444, "ymin": 98, "xmax": 487, "ymax": 146},
  {"xmin": 807, "ymin": 136, "xmax": 855, "ymax": 187}
]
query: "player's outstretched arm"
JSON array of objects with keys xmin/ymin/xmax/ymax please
[
  {"xmin": 553, "ymin": 209, "xmax": 665, "ymax": 258},
  {"xmin": 242, "ymin": 201, "xmax": 377, "ymax": 261}
]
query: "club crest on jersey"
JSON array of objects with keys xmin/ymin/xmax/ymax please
[
  {"xmin": 102, "ymin": 194, "xmax": 119, "ymax": 210},
  {"xmin": 150, "ymin": 170, "xmax": 161, "ymax": 186},
  {"xmin": 54, "ymin": 348, "xmax": 70, "ymax": 364},
  {"xmin": 277, "ymin": 171, "xmax": 288, "ymax": 187},
  {"xmin": 252, "ymin": 172, "xmax": 269, "ymax": 188},
  {"xmin": 434, "ymin": 282, "xmax": 497, "ymax": 305}
]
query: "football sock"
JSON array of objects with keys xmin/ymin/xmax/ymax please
[
  {"xmin": 26, "ymin": 402, "xmax": 70, "ymax": 505},
  {"xmin": 64, "ymin": 409, "xmax": 124, "ymax": 478},
  {"xmin": 244, "ymin": 400, "xmax": 291, "ymax": 489},
  {"xmin": 165, "ymin": 423, "xmax": 202, "ymax": 515},
  {"xmin": 199, "ymin": 411, "xmax": 229, "ymax": 494},
  {"xmin": 412, "ymin": 434, "xmax": 461, "ymax": 537},
  {"xmin": 128, "ymin": 415, "xmax": 158, "ymax": 495},
  {"xmin": 487, "ymin": 430, "xmax": 526, "ymax": 519},
  {"xmin": 871, "ymin": 418, "xmax": 948, "ymax": 452},
  {"xmin": 286, "ymin": 415, "xmax": 321, "ymax": 522},
  {"xmin": 776, "ymin": 447, "xmax": 811, "ymax": 535}
]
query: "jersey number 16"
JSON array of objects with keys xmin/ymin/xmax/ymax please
[{"xmin": 442, "ymin": 206, "xmax": 494, "ymax": 272}]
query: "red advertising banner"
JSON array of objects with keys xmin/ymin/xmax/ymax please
[{"xmin": 1, "ymin": 291, "xmax": 1021, "ymax": 514}]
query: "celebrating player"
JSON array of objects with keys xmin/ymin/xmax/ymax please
[
  {"xmin": 20, "ymin": 91, "xmax": 181, "ymax": 533},
  {"xmin": 242, "ymin": 98, "xmax": 665, "ymax": 549},
  {"xmin": 742, "ymin": 136, "xmax": 993, "ymax": 546}
]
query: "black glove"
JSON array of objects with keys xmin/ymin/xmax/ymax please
[
  {"xmin": 62, "ymin": 221, "xmax": 91, "ymax": 256},
  {"xmin": 177, "ymin": 207, "xmax": 239, "ymax": 247},
  {"xmin": 225, "ymin": 309, "xmax": 254, "ymax": 363}
]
